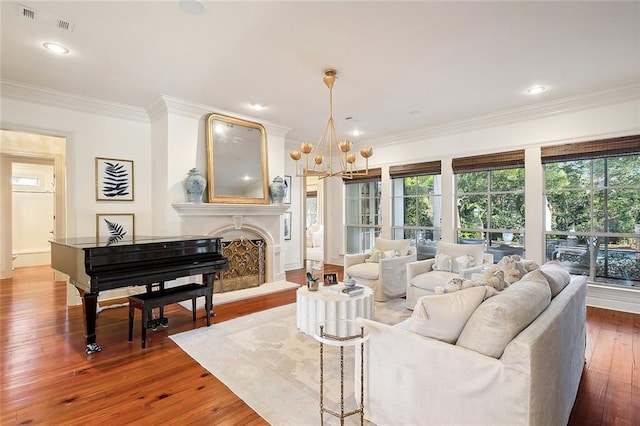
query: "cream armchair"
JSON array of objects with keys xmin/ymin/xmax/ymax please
[
  {"xmin": 406, "ymin": 241, "xmax": 493, "ymax": 309},
  {"xmin": 344, "ymin": 238, "xmax": 417, "ymax": 302}
]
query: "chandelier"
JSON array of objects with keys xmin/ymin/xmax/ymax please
[{"xmin": 289, "ymin": 69, "xmax": 373, "ymax": 179}]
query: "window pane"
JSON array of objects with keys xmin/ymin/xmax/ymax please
[
  {"xmin": 490, "ymin": 193, "xmax": 524, "ymax": 230},
  {"xmin": 545, "ymin": 160, "xmax": 591, "ymax": 190},
  {"xmin": 607, "ymin": 156, "xmax": 640, "ymax": 186},
  {"xmin": 457, "ymin": 195, "xmax": 488, "ymax": 229},
  {"xmin": 457, "ymin": 172, "xmax": 487, "ymax": 193},
  {"xmin": 491, "ymin": 169, "xmax": 524, "ymax": 191},
  {"xmin": 546, "ymin": 189, "xmax": 591, "ymax": 232}
]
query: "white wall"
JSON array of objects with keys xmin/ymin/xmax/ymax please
[{"xmin": 1, "ymin": 95, "xmax": 152, "ymax": 303}]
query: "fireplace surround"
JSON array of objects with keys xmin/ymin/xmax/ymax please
[{"xmin": 172, "ymin": 203, "xmax": 290, "ymax": 283}]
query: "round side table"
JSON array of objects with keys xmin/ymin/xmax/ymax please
[{"xmin": 296, "ymin": 284, "xmax": 374, "ymax": 336}]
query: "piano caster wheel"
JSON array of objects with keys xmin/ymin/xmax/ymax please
[{"xmin": 86, "ymin": 343, "xmax": 102, "ymax": 354}]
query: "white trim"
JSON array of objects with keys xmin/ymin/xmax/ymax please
[
  {"xmin": 368, "ymin": 84, "xmax": 640, "ymax": 149},
  {"xmin": 1, "ymin": 80, "xmax": 149, "ymax": 123},
  {"xmin": 586, "ymin": 283, "xmax": 640, "ymax": 314}
]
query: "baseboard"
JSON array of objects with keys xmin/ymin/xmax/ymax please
[{"xmin": 586, "ymin": 283, "xmax": 640, "ymax": 314}]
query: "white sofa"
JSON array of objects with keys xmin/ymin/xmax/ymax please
[
  {"xmin": 355, "ymin": 263, "xmax": 587, "ymax": 426},
  {"xmin": 406, "ymin": 241, "xmax": 494, "ymax": 309},
  {"xmin": 344, "ymin": 238, "xmax": 417, "ymax": 302}
]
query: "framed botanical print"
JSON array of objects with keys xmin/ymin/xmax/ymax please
[
  {"xmin": 95, "ymin": 157, "xmax": 134, "ymax": 201},
  {"xmin": 96, "ymin": 213, "xmax": 135, "ymax": 243}
]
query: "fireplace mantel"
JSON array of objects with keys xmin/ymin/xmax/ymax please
[{"xmin": 172, "ymin": 203, "xmax": 290, "ymax": 217}]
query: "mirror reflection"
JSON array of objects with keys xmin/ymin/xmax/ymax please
[{"xmin": 205, "ymin": 113, "xmax": 269, "ymax": 204}]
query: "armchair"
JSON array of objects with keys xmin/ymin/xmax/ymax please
[
  {"xmin": 406, "ymin": 241, "xmax": 493, "ymax": 309},
  {"xmin": 344, "ymin": 238, "xmax": 417, "ymax": 302}
]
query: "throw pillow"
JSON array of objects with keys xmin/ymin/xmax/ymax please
[
  {"xmin": 432, "ymin": 253, "xmax": 454, "ymax": 272},
  {"xmin": 383, "ymin": 249, "xmax": 397, "ymax": 259},
  {"xmin": 436, "ymin": 241, "xmax": 484, "ymax": 267},
  {"xmin": 539, "ymin": 260, "xmax": 571, "ymax": 297},
  {"xmin": 410, "ymin": 286, "xmax": 488, "ymax": 344},
  {"xmin": 366, "ymin": 248, "xmax": 385, "ymax": 263},
  {"xmin": 452, "ymin": 254, "xmax": 475, "ymax": 273},
  {"xmin": 456, "ymin": 269, "xmax": 552, "ymax": 358}
]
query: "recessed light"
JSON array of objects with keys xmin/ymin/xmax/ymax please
[
  {"xmin": 526, "ymin": 85, "xmax": 547, "ymax": 95},
  {"xmin": 42, "ymin": 42, "xmax": 69, "ymax": 55},
  {"xmin": 350, "ymin": 130, "xmax": 362, "ymax": 137},
  {"xmin": 250, "ymin": 103, "xmax": 266, "ymax": 110}
]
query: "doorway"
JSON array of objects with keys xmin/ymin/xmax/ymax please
[
  {"xmin": 0, "ymin": 129, "xmax": 67, "ymax": 279},
  {"xmin": 305, "ymin": 176, "xmax": 324, "ymax": 267}
]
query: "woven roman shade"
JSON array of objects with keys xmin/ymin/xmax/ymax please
[
  {"xmin": 452, "ymin": 150, "xmax": 524, "ymax": 173},
  {"xmin": 541, "ymin": 135, "xmax": 640, "ymax": 163},
  {"xmin": 389, "ymin": 161, "xmax": 441, "ymax": 178},
  {"xmin": 341, "ymin": 167, "xmax": 382, "ymax": 182}
]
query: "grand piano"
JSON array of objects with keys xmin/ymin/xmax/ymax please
[{"xmin": 50, "ymin": 235, "xmax": 228, "ymax": 354}]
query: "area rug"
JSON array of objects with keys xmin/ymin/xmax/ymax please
[
  {"xmin": 170, "ymin": 299, "xmax": 410, "ymax": 425},
  {"xmin": 178, "ymin": 280, "xmax": 300, "ymax": 310}
]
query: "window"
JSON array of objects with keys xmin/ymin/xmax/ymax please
[
  {"xmin": 344, "ymin": 169, "xmax": 382, "ymax": 254},
  {"xmin": 543, "ymin": 135, "xmax": 640, "ymax": 288},
  {"xmin": 453, "ymin": 151, "xmax": 525, "ymax": 258},
  {"xmin": 390, "ymin": 161, "xmax": 442, "ymax": 259}
]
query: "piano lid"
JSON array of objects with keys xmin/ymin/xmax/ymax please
[{"xmin": 50, "ymin": 235, "xmax": 218, "ymax": 249}]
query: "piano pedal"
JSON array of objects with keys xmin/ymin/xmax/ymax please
[{"xmin": 85, "ymin": 343, "xmax": 102, "ymax": 354}]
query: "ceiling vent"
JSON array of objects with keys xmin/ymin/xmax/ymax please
[{"xmin": 19, "ymin": 4, "xmax": 75, "ymax": 32}]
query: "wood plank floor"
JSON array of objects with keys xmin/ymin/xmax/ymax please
[{"xmin": 1, "ymin": 264, "xmax": 637, "ymax": 425}]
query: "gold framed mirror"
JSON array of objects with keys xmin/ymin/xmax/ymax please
[{"xmin": 205, "ymin": 113, "xmax": 269, "ymax": 204}]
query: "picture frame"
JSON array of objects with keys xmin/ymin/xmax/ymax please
[
  {"xmin": 95, "ymin": 157, "xmax": 134, "ymax": 201},
  {"xmin": 283, "ymin": 211, "xmax": 291, "ymax": 240},
  {"xmin": 96, "ymin": 213, "xmax": 135, "ymax": 243},
  {"xmin": 283, "ymin": 175, "xmax": 291, "ymax": 204},
  {"xmin": 323, "ymin": 273, "xmax": 338, "ymax": 286}
]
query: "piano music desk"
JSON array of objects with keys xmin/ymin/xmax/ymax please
[{"xmin": 128, "ymin": 283, "xmax": 212, "ymax": 348}]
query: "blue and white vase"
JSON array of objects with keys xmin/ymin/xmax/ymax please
[
  {"xmin": 269, "ymin": 176, "xmax": 286, "ymax": 204},
  {"xmin": 184, "ymin": 168, "xmax": 206, "ymax": 203}
]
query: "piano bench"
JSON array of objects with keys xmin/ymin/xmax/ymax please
[{"xmin": 128, "ymin": 283, "xmax": 212, "ymax": 349}]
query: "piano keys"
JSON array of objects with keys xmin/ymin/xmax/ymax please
[{"xmin": 50, "ymin": 235, "xmax": 228, "ymax": 354}]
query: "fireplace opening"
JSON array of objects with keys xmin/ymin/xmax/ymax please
[{"xmin": 214, "ymin": 237, "xmax": 265, "ymax": 293}]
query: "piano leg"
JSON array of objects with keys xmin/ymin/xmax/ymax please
[
  {"xmin": 81, "ymin": 292, "xmax": 102, "ymax": 354},
  {"xmin": 204, "ymin": 273, "xmax": 216, "ymax": 318}
]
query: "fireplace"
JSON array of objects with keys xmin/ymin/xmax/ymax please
[
  {"xmin": 215, "ymin": 237, "xmax": 265, "ymax": 292},
  {"xmin": 172, "ymin": 203, "xmax": 289, "ymax": 284}
]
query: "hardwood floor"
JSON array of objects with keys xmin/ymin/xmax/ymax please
[{"xmin": 1, "ymin": 264, "xmax": 637, "ymax": 425}]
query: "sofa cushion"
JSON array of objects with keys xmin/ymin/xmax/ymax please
[
  {"xmin": 375, "ymin": 238, "xmax": 410, "ymax": 256},
  {"xmin": 346, "ymin": 262, "xmax": 379, "ymax": 280},
  {"xmin": 436, "ymin": 241, "xmax": 484, "ymax": 267},
  {"xmin": 456, "ymin": 269, "xmax": 552, "ymax": 358},
  {"xmin": 540, "ymin": 260, "xmax": 571, "ymax": 297},
  {"xmin": 453, "ymin": 254, "xmax": 475, "ymax": 273},
  {"xmin": 409, "ymin": 270, "xmax": 457, "ymax": 292},
  {"xmin": 410, "ymin": 286, "xmax": 488, "ymax": 344}
]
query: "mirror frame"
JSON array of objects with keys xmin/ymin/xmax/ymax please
[{"xmin": 205, "ymin": 113, "xmax": 269, "ymax": 204}]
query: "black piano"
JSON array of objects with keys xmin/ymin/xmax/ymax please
[{"xmin": 50, "ymin": 235, "xmax": 228, "ymax": 354}]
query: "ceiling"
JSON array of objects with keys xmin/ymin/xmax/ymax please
[{"xmin": 1, "ymin": 1, "xmax": 639, "ymax": 145}]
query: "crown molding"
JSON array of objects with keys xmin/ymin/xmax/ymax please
[
  {"xmin": 0, "ymin": 80, "xmax": 150, "ymax": 123},
  {"xmin": 370, "ymin": 84, "xmax": 640, "ymax": 148},
  {"xmin": 148, "ymin": 95, "xmax": 291, "ymax": 137}
]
